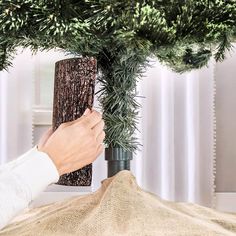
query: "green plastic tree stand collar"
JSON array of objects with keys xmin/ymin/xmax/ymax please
[{"xmin": 105, "ymin": 147, "xmax": 133, "ymax": 177}]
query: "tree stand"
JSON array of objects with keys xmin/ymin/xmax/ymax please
[{"xmin": 105, "ymin": 147, "xmax": 133, "ymax": 177}]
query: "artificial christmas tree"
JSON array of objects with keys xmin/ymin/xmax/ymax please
[{"xmin": 1, "ymin": 0, "xmax": 236, "ymax": 179}]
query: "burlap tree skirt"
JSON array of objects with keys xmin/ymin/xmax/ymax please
[{"xmin": 1, "ymin": 170, "xmax": 236, "ymax": 236}]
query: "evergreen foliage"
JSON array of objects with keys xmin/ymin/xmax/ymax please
[{"xmin": 1, "ymin": 0, "xmax": 236, "ymax": 151}]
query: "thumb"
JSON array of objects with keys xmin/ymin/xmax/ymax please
[{"xmin": 37, "ymin": 127, "xmax": 53, "ymax": 149}]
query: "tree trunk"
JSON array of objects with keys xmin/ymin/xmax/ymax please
[{"xmin": 52, "ymin": 57, "xmax": 97, "ymax": 186}]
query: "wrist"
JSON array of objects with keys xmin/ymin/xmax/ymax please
[
  {"xmin": 37, "ymin": 146, "xmax": 61, "ymax": 175},
  {"xmin": 12, "ymin": 147, "xmax": 60, "ymax": 200}
]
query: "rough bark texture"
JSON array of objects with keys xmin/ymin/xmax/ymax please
[{"xmin": 52, "ymin": 57, "xmax": 97, "ymax": 186}]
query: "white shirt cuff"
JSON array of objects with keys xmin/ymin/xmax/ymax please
[{"xmin": 11, "ymin": 147, "xmax": 60, "ymax": 200}]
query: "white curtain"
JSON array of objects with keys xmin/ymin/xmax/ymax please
[
  {"xmin": 0, "ymin": 49, "xmax": 33, "ymax": 164},
  {"xmin": 130, "ymin": 60, "xmax": 216, "ymax": 207}
]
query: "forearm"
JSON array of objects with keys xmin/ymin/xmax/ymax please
[{"xmin": 0, "ymin": 147, "xmax": 59, "ymax": 230}]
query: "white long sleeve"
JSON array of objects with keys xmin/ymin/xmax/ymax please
[{"xmin": 0, "ymin": 147, "xmax": 59, "ymax": 230}]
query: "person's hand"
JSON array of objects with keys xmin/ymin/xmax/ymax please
[{"xmin": 38, "ymin": 109, "xmax": 105, "ymax": 176}]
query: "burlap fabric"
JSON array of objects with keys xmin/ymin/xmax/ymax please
[{"xmin": 1, "ymin": 170, "xmax": 236, "ymax": 236}]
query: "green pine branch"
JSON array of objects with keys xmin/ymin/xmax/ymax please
[{"xmin": 1, "ymin": 0, "xmax": 236, "ymax": 150}]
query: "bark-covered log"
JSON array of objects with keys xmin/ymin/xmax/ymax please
[{"xmin": 52, "ymin": 57, "xmax": 97, "ymax": 186}]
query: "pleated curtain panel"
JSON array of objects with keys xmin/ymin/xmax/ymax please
[
  {"xmin": 0, "ymin": 49, "xmax": 33, "ymax": 165},
  {"xmin": 0, "ymin": 52, "xmax": 215, "ymax": 208},
  {"xmin": 131, "ymin": 59, "xmax": 215, "ymax": 207}
]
